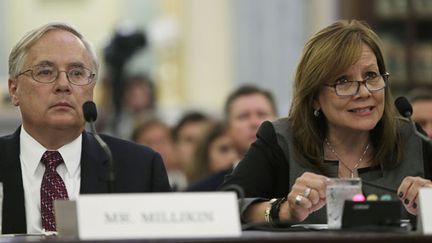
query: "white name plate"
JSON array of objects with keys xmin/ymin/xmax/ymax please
[
  {"xmin": 55, "ymin": 192, "xmax": 241, "ymax": 240},
  {"xmin": 418, "ymin": 188, "xmax": 432, "ymax": 235}
]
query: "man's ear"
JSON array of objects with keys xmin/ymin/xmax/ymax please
[{"xmin": 8, "ymin": 79, "xmax": 19, "ymax": 106}]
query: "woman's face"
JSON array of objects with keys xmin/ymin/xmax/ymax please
[
  {"xmin": 314, "ymin": 43, "xmax": 385, "ymax": 135},
  {"xmin": 208, "ymin": 134, "xmax": 239, "ymax": 172}
]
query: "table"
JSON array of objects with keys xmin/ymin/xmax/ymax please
[{"xmin": 0, "ymin": 230, "xmax": 431, "ymax": 243}]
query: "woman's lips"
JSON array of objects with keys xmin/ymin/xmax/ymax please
[{"xmin": 348, "ymin": 106, "xmax": 374, "ymax": 113}]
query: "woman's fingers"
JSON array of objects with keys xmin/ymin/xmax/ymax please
[
  {"xmin": 287, "ymin": 172, "xmax": 329, "ymax": 221},
  {"xmin": 398, "ymin": 176, "xmax": 432, "ymax": 215}
]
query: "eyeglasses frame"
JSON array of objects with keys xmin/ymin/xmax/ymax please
[
  {"xmin": 324, "ymin": 72, "xmax": 390, "ymax": 96},
  {"xmin": 17, "ymin": 65, "xmax": 96, "ymax": 86}
]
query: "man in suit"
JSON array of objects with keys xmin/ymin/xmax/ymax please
[{"xmin": 1, "ymin": 22, "xmax": 171, "ymax": 234}]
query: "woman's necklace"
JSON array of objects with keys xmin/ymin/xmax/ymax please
[{"xmin": 324, "ymin": 138, "xmax": 370, "ymax": 178}]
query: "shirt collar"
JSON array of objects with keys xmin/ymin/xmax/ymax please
[{"xmin": 20, "ymin": 127, "xmax": 82, "ymax": 175}]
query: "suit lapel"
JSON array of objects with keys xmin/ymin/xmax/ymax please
[
  {"xmin": 80, "ymin": 131, "xmax": 109, "ymax": 194},
  {"xmin": 0, "ymin": 129, "xmax": 110, "ymax": 233},
  {"xmin": 0, "ymin": 127, "xmax": 27, "ymax": 233}
]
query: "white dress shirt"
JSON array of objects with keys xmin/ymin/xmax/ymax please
[{"xmin": 20, "ymin": 127, "xmax": 81, "ymax": 233}]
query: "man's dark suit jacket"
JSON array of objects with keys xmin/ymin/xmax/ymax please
[{"xmin": 0, "ymin": 127, "xmax": 171, "ymax": 234}]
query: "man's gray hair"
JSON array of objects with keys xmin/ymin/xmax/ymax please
[{"xmin": 8, "ymin": 22, "xmax": 99, "ymax": 79}]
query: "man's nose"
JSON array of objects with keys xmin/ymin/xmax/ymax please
[{"xmin": 54, "ymin": 71, "xmax": 71, "ymax": 90}]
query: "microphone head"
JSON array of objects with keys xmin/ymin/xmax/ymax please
[
  {"xmin": 83, "ymin": 101, "xmax": 98, "ymax": 122},
  {"xmin": 394, "ymin": 96, "xmax": 413, "ymax": 118}
]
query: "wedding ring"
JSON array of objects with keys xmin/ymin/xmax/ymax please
[
  {"xmin": 295, "ymin": 195, "xmax": 302, "ymax": 206},
  {"xmin": 303, "ymin": 187, "xmax": 312, "ymax": 198}
]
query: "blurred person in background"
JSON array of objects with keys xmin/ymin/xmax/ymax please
[
  {"xmin": 186, "ymin": 85, "xmax": 277, "ymax": 191},
  {"xmin": 172, "ymin": 111, "xmax": 213, "ymax": 176},
  {"xmin": 123, "ymin": 74, "xmax": 156, "ymax": 115},
  {"xmin": 225, "ymin": 85, "xmax": 278, "ymax": 157},
  {"xmin": 99, "ymin": 73, "xmax": 156, "ymax": 139},
  {"xmin": 131, "ymin": 117, "xmax": 186, "ymax": 191},
  {"xmin": 186, "ymin": 122, "xmax": 239, "ymax": 191},
  {"xmin": 409, "ymin": 88, "xmax": 432, "ymax": 138}
]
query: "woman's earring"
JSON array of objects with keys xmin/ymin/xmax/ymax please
[{"xmin": 313, "ymin": 109, "xmax": 320, "ymax": 117}]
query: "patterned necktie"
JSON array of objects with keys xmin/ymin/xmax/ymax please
[{"xmin": 40, "ymin": 151, "xmax": 69, "ymax": 232}]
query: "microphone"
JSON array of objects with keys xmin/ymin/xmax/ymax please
[
  {"xmin": 394, "ymin": 96, "xmax": 432, "ymax": 144},
  {"xmin": 83, "ymin": 101, "xmax": 116, "ymax": 193},
  {"xmin": 395, "ymin": 96, "xmax": 412, "ymax": 118}
]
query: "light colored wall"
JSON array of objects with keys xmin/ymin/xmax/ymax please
[
  {"xmin": 5, "ymin": 0, "xmax": 121, "ymax": 54},
  {"xmin": 231, "ymin": 0, "xmax": 338, "ymax": 116},
  {"xmin": 0, "ymin": 0, "xmax": 7, "ymax": 77},
  {"xmin": 306, "ymin": 0, "xmax": 338, "ymax": 36},
  {"xmin": 153, "ymin": 0, "xmax": 233, "ymax": 122},
  {"xmin": 182, "ymin": 0, "xmax": 233, "ymax": 113}
]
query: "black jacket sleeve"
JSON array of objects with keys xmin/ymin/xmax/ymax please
[
  {"xmin": 222, "ymin": 121, "xmax": 290, "ymax": 198},
  {"xmin": 416, "ymin": 123, "xmax": 432, "ymax": 179},
  {"xmin": 422, "ymin": 139, "xmax": 432, "ymax": 180}
]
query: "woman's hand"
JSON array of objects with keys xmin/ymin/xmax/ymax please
[
  {"xmin": 280, "ymin": 172, "xmax": 328, "ymax": 222},
  {"xmin": 398, "ymin": 176, "xmax": 432, "ymax": 215}
]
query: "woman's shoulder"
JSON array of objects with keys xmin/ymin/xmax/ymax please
[
  {"xmin": 271, "ymin": 117, "xmax": 291, "ymax": 128},
  {"xmin": 258, "ymin": 117, "xmax": 290, "ymax": 135}
]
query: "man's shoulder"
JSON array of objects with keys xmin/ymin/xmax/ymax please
[
  {"xmin": 0, "ymin": 129, "xmax": 20, "ymax": 150},
  {"xmin": 0, "ymin": 133, "xmax": 15, "ymax": 143},
  {"xmin": 0, "ymin": 127, "xmax": 20, "ymax": 140}
]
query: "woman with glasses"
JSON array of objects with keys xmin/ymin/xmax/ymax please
[{"xmin": 222, "ymin": 19, "xmax": 432, "ymax": 225}]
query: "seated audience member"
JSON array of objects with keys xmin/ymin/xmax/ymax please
[
  {"xmin": 99, "ymin": 73, "xmax": 156, "ymax": 139},
  {"xmin": 187, "ymin": 85, "xmax": 278, "ymax": 191},
  {"xmin": 2, "ymin": 22, "xmax": 170, "ymax": 234},
  {"xmin": 172, "ymin": 111, "xmax": 212, "ymax": 176},
  {"xmin": 409, "ymin": 88, "xmax": 432, "ymax": 138},
  {"xmin": 222, "ymin": 20, "xmax": 432, "ymax": 225},
  {"xmin": 225, "ymin": 85, "xmax": 278, "ymax": 157},
  {"xmin": 123, "ymin": 74, "xmax": 156, "ymax": 114},
  {"xmin": 131, "ymin": 118, "xmax": 186, "ymax": 190},
  {"xmin": 186, "ymin": 122, "xmax": 239, "ymax": 191}
]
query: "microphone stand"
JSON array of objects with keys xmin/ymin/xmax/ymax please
[
  {"xmin": 409, "ymin": 120, "xmax": 432, "ymax": 147},
  {"xmin": 395, "ymin": 96, "xmax": 432, "ymax": 146},
  {"xmin": 88, "ymin": 121, "xmax": 115, "ymax": 193}
]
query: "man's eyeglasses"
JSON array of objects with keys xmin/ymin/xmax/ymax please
[
  {"xmin": 324, "ymin": 72, "xmax": 389, "ymax": 96},
  {"xmin": 17, "ymin": 65, "xmax": 96, "ymax": 86}
]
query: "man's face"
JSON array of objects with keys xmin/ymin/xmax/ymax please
[
  {"xmin": 9, "ymin": 29, "xmax": 95, "ymax": 136},
  {"xmin": 135, "ymin": 123, "xmax": 177, "ymax": 170},
  {"xmin": 228, "ymin": 93, "xmax": 276, "ymax": 155}
]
